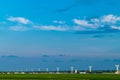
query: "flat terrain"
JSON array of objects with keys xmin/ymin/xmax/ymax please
[{"xmin": 0, "ymin": 74, "xmax": 120, "ymax": 80}]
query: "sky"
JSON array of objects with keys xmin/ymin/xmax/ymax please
[
  {"xmin": 1, "ymin": 0, "xmax": 120, "ymax": 71},
  {"xmin": 0, "ymin": 0, "xmax": 120, "ymax": 58}
]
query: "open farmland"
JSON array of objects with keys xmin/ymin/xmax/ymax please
[{"xmin": 0, "ymin": 74, "xmax": 120, "ymax": 80}]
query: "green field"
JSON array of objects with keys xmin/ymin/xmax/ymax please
[{"xmin": 0, "ymin": 74, "xmax": 120, "ymax": 80}]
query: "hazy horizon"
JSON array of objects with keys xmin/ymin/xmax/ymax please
[{"xmin": 0, "ymin": 0, "xmax": 120, "ymax": 70}]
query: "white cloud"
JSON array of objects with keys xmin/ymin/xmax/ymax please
[
  {"xmin": 73, "ymin": 14, "xmax": 120, "ymax": 31},
  {"xmin": 7, "ymin": 16, "xmax": 68, "ymax": 31},
  {"xmin": 34, "ymin": 25, "xmax": 68, "ymax": 31},
  {"xmin": 111, "ymin": 26, "xmax": 120, "ymax": 30},
  {"xmin": 53, "ymin": 20, "xmax": 65, "ymax": 24},
  {"xmin": 73, "ymin": 19, "xmax": 95, "ymax": 28},
  {"xmin": 8, "ymin": 16, "xmax": 31, "ymax": 24},
  {"xmin": 2, "ymin": 14, "xmax": 120, "ymax": 32},
  {"xmin": 101, "ymin": 14, "xmax": 120, "ymax": 24}
]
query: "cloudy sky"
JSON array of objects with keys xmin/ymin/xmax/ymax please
[{"xmin": 0, "ymin": 0, "xmax": 120, "ymax": 58}]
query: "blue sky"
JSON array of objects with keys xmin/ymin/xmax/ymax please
[{"xmin": 0, "ymin": 0, "xmax": 120, "ymax": 58}]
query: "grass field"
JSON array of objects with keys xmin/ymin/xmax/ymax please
[{"xmin": 0, "ymin": 74, "xmax": 120, "ymax": 80}]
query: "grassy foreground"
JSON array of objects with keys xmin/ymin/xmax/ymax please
[{"xmin": 0, "ymin": 74, "xmax": 120, "ymax": 80}]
